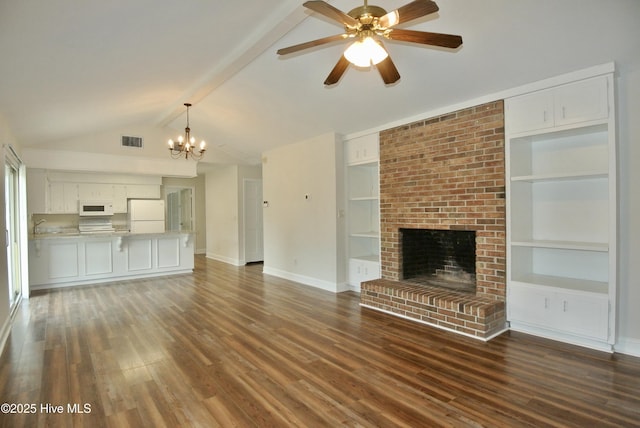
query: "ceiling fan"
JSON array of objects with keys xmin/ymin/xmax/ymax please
[{"xmin": 277, "ymin": 0, "xmax": 463, "ymax": 85}]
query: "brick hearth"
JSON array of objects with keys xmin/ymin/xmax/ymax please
[
  {"xmin": 361, "ymin": 279, "xmax": 506, "ymax": 339},
  {"xmin": 360, "ymin": 101, "xmax": 507, "ymax": 340}
]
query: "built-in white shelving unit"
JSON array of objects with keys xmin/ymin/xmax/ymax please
[
  {"xmin": 505, "ymin": 70, "xmax": 617, "ymax": 351},
  {"xmin": 345, "ymin": 134, "xmax": 381, "ymax": 290}
]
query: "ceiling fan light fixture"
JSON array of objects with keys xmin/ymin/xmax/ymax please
[{"xmin": 344, "ymin": 36, "xmax": 388, "ymax": 67}]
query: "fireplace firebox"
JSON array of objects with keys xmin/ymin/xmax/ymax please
[{"xmin": 401, "ymin": 228, "xmax": 476, "ymax": 293}]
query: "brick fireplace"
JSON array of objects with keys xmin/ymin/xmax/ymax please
[{"xmin": 360, "ymin": 101, "xmax": 507, "ymax": 339}]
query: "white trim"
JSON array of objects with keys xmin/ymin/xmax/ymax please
[
  {"xmin": 360, "ymin": 303, "xmax": 509, "ymax": 342},
  {"xmin": 509, "ymin": 322, "xmax": 614, "ymax": 353},
  {"xmin": 614, "ymin": 337, "xmax": 640, "ymax": 357},
  {"xmin": 206, "ymin": 252, "xmax": 243, "ymax": 266},
  {"xmin": 344, "ymin": 62, "xmax": 616, "ymax": 141},
  {"xmin": 262, "ymin": 266, "xmax": 342, "ymax": 293},
  {"xmin": 29, "ymin": 270, "xmax": 193, "ymax": 291}
]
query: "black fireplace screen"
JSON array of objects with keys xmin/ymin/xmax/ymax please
[{"xmin": 401, "ymin": 228, "xmax": 476, "ymax": 292}]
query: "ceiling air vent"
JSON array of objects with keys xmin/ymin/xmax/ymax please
[{"xmin": 121, "ymin": 135, "xmax": 143, "ymax": 148}]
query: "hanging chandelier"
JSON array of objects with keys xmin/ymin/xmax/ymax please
[{"xmin": 168, "ymin": 103, "xmax": 206, "ymax": 160}]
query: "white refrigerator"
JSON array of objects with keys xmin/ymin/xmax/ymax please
[{"xmin": 128, "ymin": 199, "xmax": 165, "ymax": 233}]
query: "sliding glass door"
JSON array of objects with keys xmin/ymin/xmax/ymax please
[{"xmin": 4, "ymin": 148, "xmax": 22, "ymax": 309}]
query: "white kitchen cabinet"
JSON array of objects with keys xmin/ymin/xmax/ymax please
[
  {"xmin": 112, "ymin": 185, "xmax": 128, "ymax": 213},
  {"xmin": 506, "ymin": 75, "xmax": 609, "ymax": 135},
  {"xmin": 505, "ymin": 71, "xmax": 616, "ymax": 351},
  {"xmin": 346, "ymin": 134, "xmax": 380, "ymax": 290},
  {"xmin": 25, "ymin": 169, "xmax": 162, "ymax": 215},
  {"xmin": 78, "ymin": 183, "xmax": 114, "ymax": 200},
  {"xmin": 48, "ymin": 182, "xmax": 79, "ymax": 213},
  {"xmin": 28, "ymin": 232, "xmax": 194, "ymax": 290},
  {"xmin": 84, "ymin": 240, "xmax": 114, "ymax": 275},
  {"xmin": 127, "ymin": 184, "xmax": 161, "ymax": 199}
]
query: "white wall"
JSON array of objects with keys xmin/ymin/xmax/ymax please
[
  {"xmin": 31, "ymin": 123, "xmax": 246, "ymax": 165},
  {"xmin": 206, "ymin": 165, "xmax": 240, "ymax": 265},
  {"xmin": 262, "ymin": 132, "xmax": 346, "ymax": 292},
  {"xmin": 205, "ymin": 164, "xmax": 262, "ymax": 265},
  {"xmin": 615, "ymin": 64, "xmax": 640, "ymax": 355}
]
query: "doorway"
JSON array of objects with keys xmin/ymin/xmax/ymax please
[
  {"xmin": 243, "ymin": 179, "xmax": 263, "ymax": 263},
  {"xmin": 4, "ymin": 146, "xmax": 24, "ymax": 310},
  {"xmin": 165, "ymin": 187, "xmax": 194, "ymax": 232}
]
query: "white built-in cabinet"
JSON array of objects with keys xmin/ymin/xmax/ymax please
[
  {"xmin": 26, "ymin": 169, "xmax": 161, "ymax": 214},
  {"xmin": 346, "ymin": 134, "xmax": 381, "ymax": 290},
  {"xmin": 505, "ymin": 72, "xmax": 616, "ymax": 351}
]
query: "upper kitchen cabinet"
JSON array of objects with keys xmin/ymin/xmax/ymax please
[
  {"xmin": 26, "ymin": 169, "xmax": 162, "ymax": 214},
  {"xmin": 49, "ymin": 182, "xmax": 79, "ymax": 214},
  {"xmin": 506, "ymin": 75, "xmax": 609, "ymax": 135}
]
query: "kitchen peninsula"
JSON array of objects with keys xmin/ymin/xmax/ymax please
[
  {"xmin": 26, "ymin": 169, "xmax": 195, "ymax": 290},
  {"xmin": 29, "ymin": 231, "xmax": 194, "ymax": 290}
]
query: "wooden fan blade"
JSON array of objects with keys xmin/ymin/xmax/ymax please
[
  {"xmin": 376, "ymin": 55, "xmax": 401, "ymax": 84},
  {"xmin": 303, "ymin": 1, "xmax": 359, "ymax": 27},
  {"xmin": 324, "ymin": 55, "xmax": 350, "ymax": 85},
  {"xmin": 387, "ymin": 28, "xmax": 462, "ymax": 48},
  {"xmin": 378, "ymin": 0, "xmax": 439, "ymax": 28},
  {"xmin": 277, "ymin": 34, "xmax": 348, "ymax": 55}
]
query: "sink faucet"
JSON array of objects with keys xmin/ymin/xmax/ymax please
[{"xmin": 34, "ymin": 219, "xmax": 46, "ymax": 235}]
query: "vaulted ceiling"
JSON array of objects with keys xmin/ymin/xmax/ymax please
[{"xmin": 1, "ymin": 0, "xmax": 638, "ymax": 166}]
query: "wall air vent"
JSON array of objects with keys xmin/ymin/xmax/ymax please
[{"xmin": 121, "ymin": 135, "xmax": 143, "ymax": 148}]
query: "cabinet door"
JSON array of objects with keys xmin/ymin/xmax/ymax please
[
  {"xmin": 63, "ymin": 183, "xmax": 79, "ymax": 213},
  {"xmin": 505, "ymin": 90, "xmax": 554, "ymax": 134},
  {"xmin": 554, "ymin": 76, "xmax": 608, "ymax": 127},
  {"xmin": 555, "ymin": 291, "xmax": 609, "ymax": 340},
  {"xmin": 79, "ymin": 183, "xmax": 114, "ymax": 200},
  {"xmin": 348, "ymin": 259, "xmax": 380, "ymax": 286},
  {"xmin": 507, "ymin": 283, "xmax": 553, "ymax": 328},
  {"xmin": 347, "ymin": 135, "xmax": 379, "ymax": 165},
  {"xmin": 48, "ymin": 183, "xmax": 65, "ymax": 213},
  {"xmin": 49, "ymin": 183, "xmax": 78, "ymax": 213},
  {"xmin": 113, "ymin": 185, "xmax": 128, "ymax": 213}
]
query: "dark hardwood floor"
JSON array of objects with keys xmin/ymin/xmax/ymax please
[{"xmin": 1, "ymin": 256, "xmax": 639, "ymax": 427}]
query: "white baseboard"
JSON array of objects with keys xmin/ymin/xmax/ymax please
[
  {"xmin": 615, "ymin": 337, "xmax": 640, "ymax": 357},
  {"xmin": 262, "ymin": 266, "xmax": 341, "ymax": 293},
  {"xmin": 205, "ymin": 253, "xmax": 243, "ymax": 266},
  {"xmin": 509, "ymin": 321, "xmax": 614, "ymax": 353}
]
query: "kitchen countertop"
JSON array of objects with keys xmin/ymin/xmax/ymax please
[{"xmin": 30, "ymin": 230, "xmax": 194, "ymax": 240}]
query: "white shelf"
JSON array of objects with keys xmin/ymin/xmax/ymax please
[
  {"xmin": 350, "ymin": 255, "xmax": 379, "ymax": 263},
  {"xmin": 511, "ymin": 170, "xmax": 608, "ymax": 182},
  {"xmin": 511, "ymin": 274, "xmax": 608, "ymax": 295},
  {"xmin": 510, "ymin": 240, "xmax": 608, "ymax": 252},
  {"xmin": 350, "ymin": 231, "xmax": 380, "ymax": 239},
  {"xmin": 349, "ymin": 196, "xmax": 379, "ymax": 201}
]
